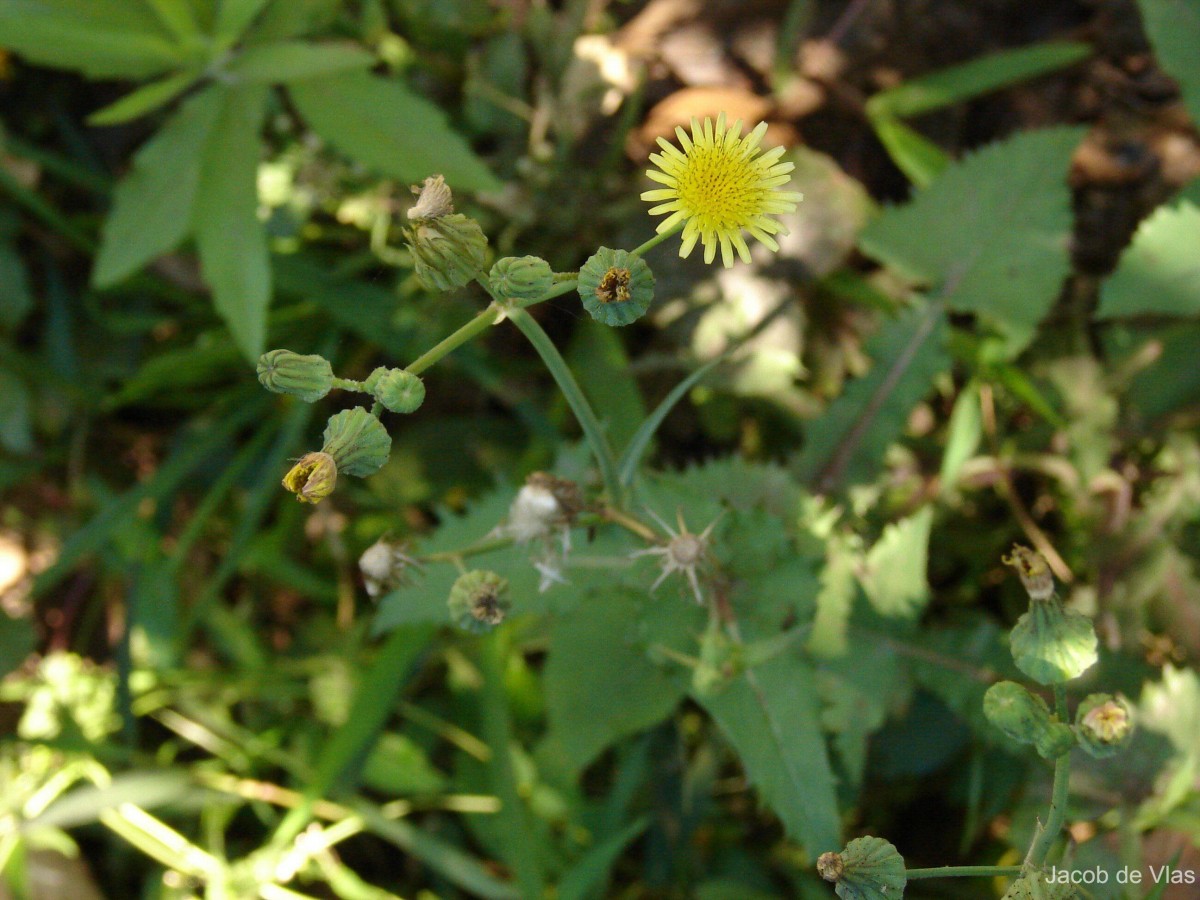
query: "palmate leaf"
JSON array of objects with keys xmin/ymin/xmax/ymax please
[
  {"xmin": 289, "ymin": 71, "xmax": 502, "ymax": 194},
  {"xmin": 192, "ymin": 84, "xmax": 272, "ymax": 363},
  {"xmin": 1137, "ymin": 0, "xmax": 1200, "ymax": 126},
  {"xmin": 1098, "ymin": 200, "xmax": 1200, "ymax": 318},
  {"xmin": 860, "ymin": 127, "xmax": 1085, "ymax": 347},
  {"xmin": 0, "ymin": 0, "xmax": 184, "ymax": 79},
  {"xmin": 93, "ymin": 86, "xmax": 224, "ymax": 288}
]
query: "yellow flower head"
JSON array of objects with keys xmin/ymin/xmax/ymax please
[{"xmin": 641, "ymin": 113, "xmax": 802, "ymax": 268}]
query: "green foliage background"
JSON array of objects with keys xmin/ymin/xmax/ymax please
[{"xmin": 1, "ymin": 0, "xmax": 1199, "ymax": 898}]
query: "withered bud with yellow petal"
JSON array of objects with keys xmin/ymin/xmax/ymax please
[
  {"xmin": 283, "ymin": 452, "xmax": 337, "ymax": 504},
  {"xmin": 407, "ymin": 175, "xmax": 454, "ymax": 221},
  {"xmin": 1076, "ymin": 693, "xmax": 1134, "ymax": 758},
  {"xmin": 1003, "ymin": 544, "xmax": 1055, "ymax": 601}
]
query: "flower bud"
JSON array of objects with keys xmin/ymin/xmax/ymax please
[
  {"xmin": 489, "ymin": 256, "xmax": 554, "ymax": 301},
  {"xmin": 283, "ymin": 452, "xmax": 337, "ymax": 504},
  {"xmin": 1003, "ymin": 544, "xmax": 1055, "ymax": 601},
  {"xmin": 257, "ymin": 349, "xmax": 334, "ymax": 403},
  {"xmin": 983, "ymin": 682, "xmax": 1076, "ymax": 758},
  {"xmin": 1075, "ymin": 693, "xmax": 1133, "ymax": 758},
  {"xmin": 321, "ymin": 408, "xmax": 391, "ymax": 477},
  {"xmin": 1010, "ymin": 596, "xmax": 1098, "ymax": 685},
  {"xmin": 448, "ymin": 570, "xmax": 510, "ymax": 633},
  {"xmin": 370, "ymin": 368, "xmax": 425, "ymax": 414},
  {"xmin": 577, "ymin": 247, "xmax": 655, "ymax": 326},
  {"xmin": 405, "ymin": 214, "xmax": 488, "ymax": 292},
  {"xmin": 816, "ymin": 836, "xmax": 906, "ymax": 900}
]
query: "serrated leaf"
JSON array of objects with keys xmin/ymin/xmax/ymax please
[
  {"xmin": 93, "ymin": 86, "xmax": 224, "ymax": 287},
  {"xmin": 1098, "ymin": 199, "xmax": 1200, "ymax": 318},
  {"xmin": 1137, "ymin": 0, "xmax": 1200, "ymax": 125},
  {"xmin": 227, "ymin": 40, "xmax": 375, "ymax": 83},
  {"xmin": 88, "ymin": 70, "xmax": 199, "ymax": 126},
  {"xmin": 0, "ymin": 0, "xmax": 183, "ymax": 79},
  {"xmin": 807, "ymin": 533, "xmax": 858, "ymax": 659},
  {"xmin": 289, "ymin": 71, "xmax": 502, "ymax": 193},
  {"xmin": 694, "ymin": 650, "xmax": 841, "ymax": 854},
  {"xmin": 544, "ymin": 590, "xmax": 694, "ymax": 774},
  {"xmin": 796, "ymin": 305, "xmax": 949, "ymax": 492},
  {"xmin": 192, "ymin": 84, "xmax": 271, "ymax": 362},
  {"xmin": 859, "ymin": 506, "xmax": 933, "ymax": 618},
  {"xmin": 859, "ymin": 127, "xmax": 1085, "ymax": 343}
]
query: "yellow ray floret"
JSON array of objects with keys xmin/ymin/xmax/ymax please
[{"xmin": 641, "ymin": 113, "xmax": 803, "ymax": 268}]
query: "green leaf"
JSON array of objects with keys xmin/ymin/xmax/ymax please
[
  {"xmin": 288, "ymin": 71, "xmax": 503, "ymax": 193},
  {"xmin": 557, "ymin": 818, "xmax": 648, "ymax": 900},
  {"xmin": 1098, "ymin": 200, "xmax": 1200, "ymax": 318},
  {"xmin": 0, "ymin": 239, "xmax": 33, "ymax": 329},
  {"xmin": 859, "ymin": 506, "xmax": 933, "ymax": 618},
  {"xmin": 142, "ymin": 0, "xmax": 201, "ymax": 41},
  {"xmin": 1137, "ymin": 0, "xmax": 1200, "ymax": 125},
  {"xmin": 807, "ymin": 533, "xmax": 858, "ymax": 659},
  {"xmin": 694, "ymin": 650, "xmax": 841, "ymax": 854},
  {"xmin": 0, "ymin": 611, "xmax": 35, "ymax": 677},
  {"xmin": 0, "ymin": 367, "xmax": 33, "ymax": 453},
  {"xmin": 227, "ymin": 40, "xmax": 375, "ymax": 82},
  {"xmin": 860, "ymin": 127, "xmax": 1085, "ymax": 344},
  {"xmin": 0, "ymin": 0, "xmax": 183, "ymax": 79},
  {"xmin": 214, "ymin": 0, "xmax": 272, "ymax": 42},
  {"xmin": 87, "ymin": 70, "xmax": 199, "ymax": 126},
  {"xmin": 544, "ymin": 590, "xmax": 693, "ymax": 774},
  {"xmin": 567, "ymin": 319, "xmax": 646, "ymax": 461},
  {"xmin": 93, "ymin": 86, "xmax": 223, "ymax": 287},
  {"xmin": 939, "ymin": 381, "xmax": 982, "ymax": 488},
  {"xmin": 866, "ymin": 42, "xmax": 1090, "ymax": 119},
  {"xmin": 246, "ymin": 0, "xmax": 341, "ymax": 41},
  {"xmin": 795, "ymin": 305, "xmax": 949, "ymax": 492},
  {"xmin": 868, "ymin": 114, "xmax": 949, "ymax": 188},
  {"xmin": 192, "ymin": 84, "xmax": 272, "ymax": 362}
]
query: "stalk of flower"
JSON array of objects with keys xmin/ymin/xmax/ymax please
[{"xmin": 641, "ymin": 113, "xmax": 803, "ymax": 268}]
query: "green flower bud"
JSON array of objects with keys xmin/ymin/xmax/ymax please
[
  {"xmin": 983, "ymin": 682, "xmax": 1076, "ymax": 758},
  {"xmin": 1035, "ymin": 722, "xmax": 1078, "ymax": 760},
  {"xmin": 405, "ymin": 214, "xmax": 488, "ymax": 292},
  {"xmin": 321, "ymin": 408, "xmax": 391, "ymax": 477},
  {"xmin": 257, "ymin": 349, "xmax": 334, "ymax": 403},
  {"xmin": 817, "ymin": 836, "xmax": 906, "ymax": 900},
  {"xmin": 1075, "ymin": 693, "xmax": 1133, "ymax": 759},
  {"xmin": 283, "ymin": 452, "xmax": 337, "ymax": 504},
  {"xmin": 489, "ymin": 256, "xmax": 554, "ymax": 301},
  {"xmin": 1010, "ymin": 597, "xmax": 1098, "ymax": 685},
  {"xmin": 448, "ymin": 570, "xmax": 510, "ymax": 633},
  {"xmin": 370, "ymin": 368, "xmax": 425, "ymax": 414},
  {"xmin": 577, "ymin": 247, "xmax": 655, "ymax": 326},
  {"xmin": 692, "ymin": 622, "xmax": 743, "ymax": 696}
]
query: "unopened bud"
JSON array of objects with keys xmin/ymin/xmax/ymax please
[
  {"xmin": 257, "ymin": 349, "xmax": 334, "ymax": 403},
  {"xmin": 406, "ymin": 214, "xmax": 488, "ymax": 292},
  {"xmin": 448, "ymin": 570, "xmax": 510, "ymax": 633},
  {"xmin": 489, "ymin": 256, "xmax": 554, "ymax": 301},
  {"xmin": 321, "ymin": 408, "xmax": 391, "ymax": 477},
  {"xmin": 370, "ymin": 368, "xmax": 425, "ymax": 414},
  {"xmin": 283, "ymin": 452, "xmax": 337, "ymax": 504},
  {"xmin": 1010, "ymin": 595, "xmax": 1098, "ymax": 685}
]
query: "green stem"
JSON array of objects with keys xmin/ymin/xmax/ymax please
[
  {"xmin": 331, "ymin": 377, "xmax": 367, "ymax": 392},
  {"xmin": 629, "ymin": 221, "xmax": 685, "ymax": 258},
  {"xmin": 403, "ymin": 280, "xmax": 578, "ymax": 376},
  {"xmin": 906, "ymin": 865, "xmax": 1024, "ymax": 879},
  {"xmin": 1027, "ymin": 684, "xmax": 1072, "ymax": 866},
  {"xmin": 507, "ymin": 306, "xmax": 622, "ymax": 504}
]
